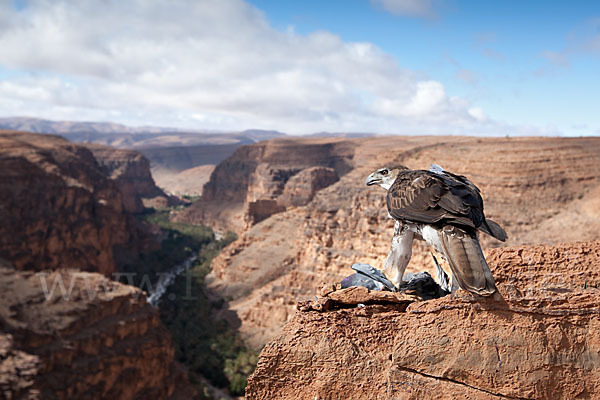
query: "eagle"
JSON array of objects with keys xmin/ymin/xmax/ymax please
[{"xmin": 366, "ymin": 164, "xmax": 507, "ymax": 296}]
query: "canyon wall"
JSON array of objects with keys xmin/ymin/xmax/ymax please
[
  {"xmin": 177, "ymin": 137, "xmax": 355, "ymax": 233},
  {"xmin": 85, "ymin": 143, "xmax": 179, "ymax": 212},
  {"xmin": 204, "ymin": 136, "xmax": 600, "ymax": 349},
  {"xmin": 0, "ymin": 131, "xmax": 200, "ymax": 399},
  {"xmin": 246, "ymin": 240, "xmax": 600, "ymax": 400},
  {"xmin": 0, "ymin": 262, "xmax": 196, "ymax": 399},
  {"xmin": 0, "ymin": 131, "xmax": 147, "ymax": 275}
]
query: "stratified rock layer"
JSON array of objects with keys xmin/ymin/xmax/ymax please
[
  {"xmin": 246, "ymin": 240, "xmax": 600, "ymax": 400},
  {"xmin": 0, "ymin": 263, "xmax": 196, "ymax": 400},
  {"xmin": 177, "ymin": 137, "xmax": 355, "ymax": 233},
  {"xmin": 0, "ymin": 131, "xmax": 160, "ymax": 275}
]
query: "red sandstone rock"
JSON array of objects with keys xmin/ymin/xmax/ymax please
[
  {"xmin": 0, "ymin": 131, "xmax": 160, "ymax": 275},
  {"xmin": 0, "ymin": 262, "xmax": 197, "ymax": 400},
  {"xmin": 246, "ymin": 240, "xmax": 600, "ymax": 400}
]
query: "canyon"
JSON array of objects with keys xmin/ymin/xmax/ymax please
[
  {"xmin": 2, "ymin": 126, "xmax": 600, "ymax": 399},
  {"xmin": 188, "ymin": 135, "xmax": 600, "ymax": 349},
  {"xmin": 0, "ymin": 131, "xmax": 198, "ymax": 399}
]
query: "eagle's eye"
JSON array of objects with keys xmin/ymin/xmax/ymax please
[{"xmin": 381, "ymin": 169, "xmax": 388, "ymax": 176}]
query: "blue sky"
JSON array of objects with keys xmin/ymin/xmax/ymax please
[
  {"xmin": 250, "ymin": 0, "xmax": 600, "ymax": 135},
  {"xmin": 0, "ymin": 0, "xmax": 598, "ymax": 135}
]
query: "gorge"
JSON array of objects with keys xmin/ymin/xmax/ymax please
[{"xmin": 2, "ymin": 128, "xmax": 600, "ymax": 399}]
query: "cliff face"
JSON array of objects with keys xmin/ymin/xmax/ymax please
[
  {"xmin": 0, "ymin": 131, "xmax": 199, "ymax": 398},
  {"xmin": 85, "ymin": 143, "xmax": 179, "ymax": 212},
  {"xmin": 205, "ymin": 136, "xmax": 600, "ymax": 349},
  {"xmin": 0, "ymin": 262, "xmax": 196, "ymax": 399},
  {"xmin": 176, "ymin": 138, "xmax": 355, "ymax": 233},
  {"xmin": 0, "ymin": 131, "xmax": 148, "ymax": 275},
  {"xmin": 246, "ymin": 240, "xmax": 600, "ymax": 400}
]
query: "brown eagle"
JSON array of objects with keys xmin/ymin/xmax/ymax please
[{"xmin": 366, "ymin": 164, "xmax": 506, "ymax": 296}]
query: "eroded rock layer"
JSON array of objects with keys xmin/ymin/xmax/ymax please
[
  {"xmin": 0, "ymin": 131, "xmax": 160, "ymax": 275},
  {"xmin": 0, "ymin": 264, "xmax": 196, "ymax": 400},
  {"xmin": 246, "ymin": 240, "xmax": 600, "ymax": 400}
]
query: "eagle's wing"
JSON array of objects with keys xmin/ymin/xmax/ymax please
[
  {"xmin": 386, "ymin": 170, "xmax": 484, "ymax": 229},
  {"xmin": 439, "ymin": 225, "xmax": 497, "ymax": 295},
  {"xmin": 436, "ymin": 169, "xmax": 508, "ymax": 241}
]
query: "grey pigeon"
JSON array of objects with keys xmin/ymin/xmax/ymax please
[
  {"xmin": 340, "ymin": 273, "xmax": 388, "ymax": 291},
  {"xmin": 350, "ymin": 263, "xmax": 397, "ymax": 291}
]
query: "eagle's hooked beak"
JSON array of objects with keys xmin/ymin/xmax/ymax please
[{"xmin": 366, "ymin": 174, "xmax": 380, "ymax": 186}]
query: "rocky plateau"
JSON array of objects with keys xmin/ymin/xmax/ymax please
[{"xmin": 189, "ymin": 135, "xmax": 600, "ymax": 349}]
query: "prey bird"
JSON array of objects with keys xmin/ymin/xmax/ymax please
[{"xmin": 366, "ymin": 164, "xmax": 507, "ymax": 296}]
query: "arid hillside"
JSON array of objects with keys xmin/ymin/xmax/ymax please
[
  {"xmin": 191, "ymin": 135, "xmax": 600, "ymax": 349},
  {"xmin": 153, "ymin": 164, "xmax": 217, "ymax": 196}
]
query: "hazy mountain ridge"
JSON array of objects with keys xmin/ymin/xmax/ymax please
[{"xmin": 0, "ymin": 117, "xmax": 287, "ymax": 148}]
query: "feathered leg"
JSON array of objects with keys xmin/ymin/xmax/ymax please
[{"xmin": 383, "ymin": 221, "xmax": 415, "ymax": 288}]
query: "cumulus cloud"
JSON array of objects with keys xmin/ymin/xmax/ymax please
[{"xmin": 0, "ymin": 0, "xmax": 504, "ymax": 134}]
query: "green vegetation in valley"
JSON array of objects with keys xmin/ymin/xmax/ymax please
[
  {"xmin": 123, "ymin": 207, "xmax": 257, "ymax": 397},
  {"xmin": 118, "ymin": 209, "xmax": 213, "ymax": 288}
]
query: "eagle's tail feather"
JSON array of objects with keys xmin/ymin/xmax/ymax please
[
  {"xmin": 479, "ymin": 218, "xmax": 508, "ymax": 242},
  {"xmin": 440, "ymin": 226, "xmax": 497, "ymax": 296}
]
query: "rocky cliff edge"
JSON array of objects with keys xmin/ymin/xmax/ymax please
[{"xmin": 246, "ymin": 240, "xmax": 600, "ymax": 400}]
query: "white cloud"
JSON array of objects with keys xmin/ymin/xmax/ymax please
[
  {"xmin": 0, "ymin": 0, "xmax": 506, "ymax": 135},
  {"xmin": 370, "ymin": 0, "xmax": 434, "ymax": 18},
  {"xmin": 468, "ymin": 107, "xmax": 487, "ymax": 122},
  {"xmin": 403, "ymin": 81, "xmax": 446, "ymax": 116}
]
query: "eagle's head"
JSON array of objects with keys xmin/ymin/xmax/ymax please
[{"xmin": 365, "ymin": 165, "xmax": 407, "ymax": 190}]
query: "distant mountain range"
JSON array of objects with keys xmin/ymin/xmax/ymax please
[
  {"xmin": 309, "ymin": 131, "xmax": 376, "ymax": 138},
  {"xmin": 0, "ymin": 117, "xmax": 288, "ymax": 148},
  {"xmin": 0, "ymin": 117, "xmax": 375, "ymax": 172}
]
